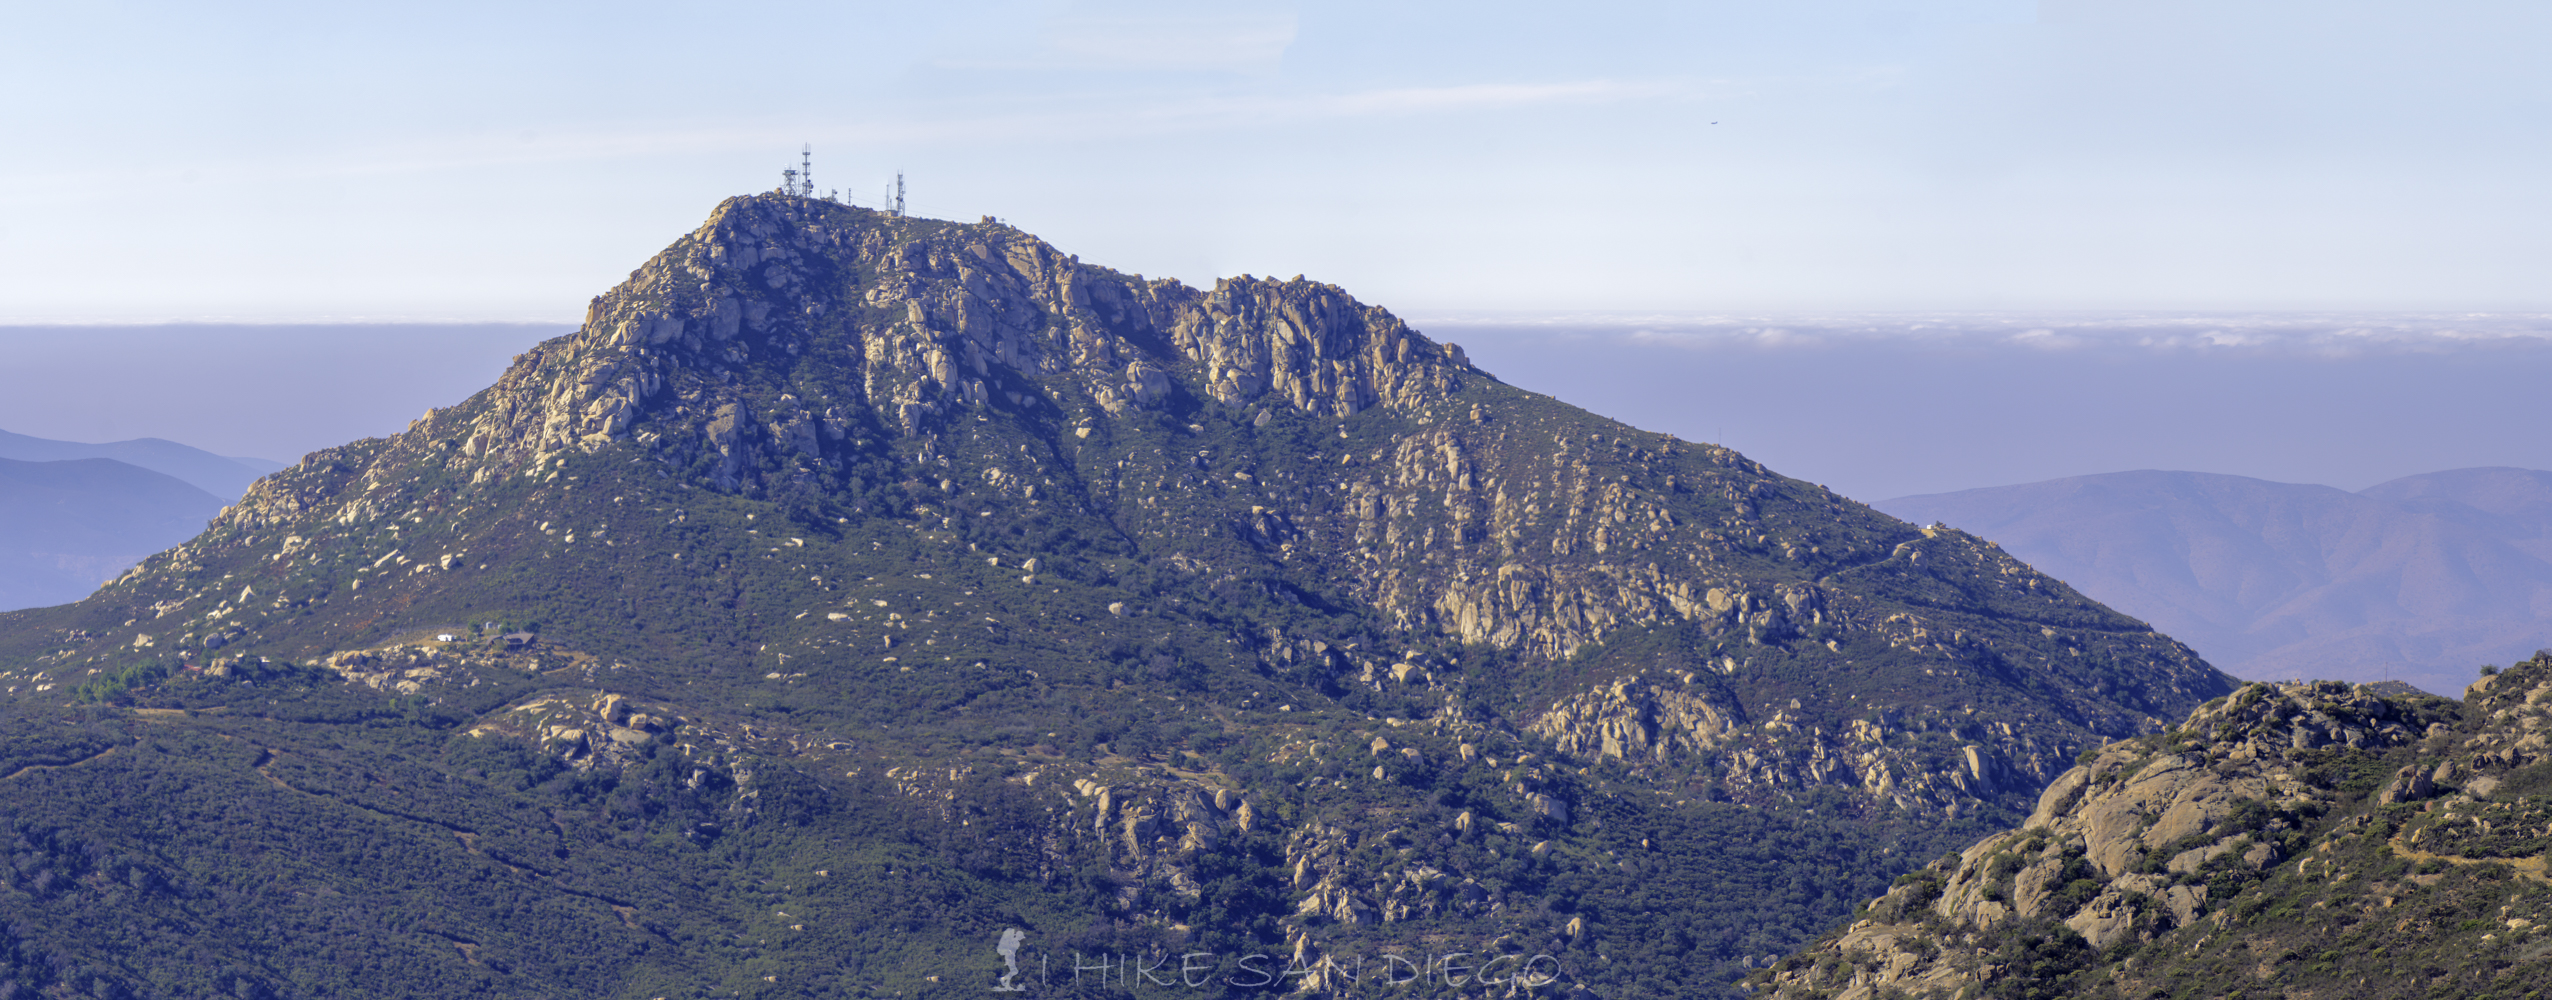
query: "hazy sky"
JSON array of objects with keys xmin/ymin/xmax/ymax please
[
  {"xmin": 0, "ymin": 324, "xmax": 553, "ymax": 462},
  {"xmin": 5, "ymin": 0, "xmax": 2550, "ymax": 321}
]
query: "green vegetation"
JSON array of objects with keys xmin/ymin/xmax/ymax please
[{"xmin": 0, "ymin": 194, "xmax": 2235, "ymax": 999}]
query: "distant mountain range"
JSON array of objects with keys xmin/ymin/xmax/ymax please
[
  {"xmin": 0, "ymin": 455, "xmax": 223, "ymax": 610},
  {"xmin": 0, "ymin": 428, "xmax": 280, "ymax": 500},
  {"xmin": 0, "ymin": 430, "xmax": 274, "ymax": 611},
  {"xmin": 1880, "ymin": 467, "xmax": 2552, "ymax": 697}
]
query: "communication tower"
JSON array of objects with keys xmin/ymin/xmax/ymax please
[
  {"xmin": 888, "ymin": 171, "xmax": 906, "ymax": 217},
  {"xmin": 799, "ymin": 144, "xmax": 814, "ymax": 197}
]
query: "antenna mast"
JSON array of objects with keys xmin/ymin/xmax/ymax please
[
  {"xmin": 799, "ymin": 144, "xmax": 813, "ymax": 197},
  {"xmin": 889, "ymin": 171, "xmax": 905, "ymax": 217}
]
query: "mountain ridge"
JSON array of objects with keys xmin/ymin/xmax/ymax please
[
  {"xmin": 0, "ymin": 456, "xmax": 224, "ymax": 611},
  {"xmin": 0, "ymin": 427, "xmax": 278, "ymax": 501},
  {"xmin": 1880, "ymin": 468, "xmax": 2552, "ymax": 697},
  {"xmin": 0, "ymin": 193, "xmax": 2233, "ymax": 999}
]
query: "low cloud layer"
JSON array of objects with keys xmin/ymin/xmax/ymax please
[
  {"xmin": 1426, "ymin": 312, "xmax": 2552, "ymax": 502},
  {"xmin": 1422, "ymin": 311, "xmax": 2552, "ymax": 358}
]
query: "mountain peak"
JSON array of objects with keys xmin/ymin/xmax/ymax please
[
  {"xmin": 0, "ymin": 194, "xmax": 2234, "ymax": 999},
  {"xmin": 66, "ymin": 193, "xmax": 2230, "ymax": 774},
  {"xmin": 416, "ymin": 193, "xmax": 1472, "ymax": 501}
]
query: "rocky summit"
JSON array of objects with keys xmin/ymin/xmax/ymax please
[{"xmin": 0, "ymin": 193, "xmax": 2229, "ymax": 999}]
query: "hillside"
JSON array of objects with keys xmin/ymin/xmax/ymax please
[
  {"xmin": 1757, "ymin": 652, "xmax": 2552, "ymax": 1000},
  {"xmin": 0, "ymin": 456, "xmax": 225, "ymax": 611},
  {"xmin": 2363, "ymin": 467, "xmax": 2552, "ymax": 560},
  {"xmin": 0, "ymin": 194, "xmax": 2230, "ymax": 999},
  {"xmin": 1880, "ymin": 469, "xmax": 2552, "ymax": 697}
]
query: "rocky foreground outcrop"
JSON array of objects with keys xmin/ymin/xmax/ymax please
[{"xmin": 1758, "ymin": 679, "xmax": 2451, "ymax": 998}]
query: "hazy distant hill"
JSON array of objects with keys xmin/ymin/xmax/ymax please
[
  {"xmin": 0, "ymin": 456, "xmax": 223, "ymax": 610},
  {"xmin": 0, "ymin": 427, "xmax": 278, "ymax": 500},
  {"xmin": 2361, "ymin": 467, "xmax": 2552, "ymax": 558},
  {"xmin": 1879, "ymin": 468, "xmax": 2552, "ymax": 696}
]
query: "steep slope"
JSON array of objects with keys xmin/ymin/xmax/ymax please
[
  {"xmin": 0, "ymin": 428, "xmax": 277, "ymax": 500},
  {"xmin": 0, "ymin": 194, "xmax": 2229, "ymax": 999},
  {"xmin": 1758, "ymin": 653, "xmax": 2552, "ymax": 1000},
  {"xmin": 1881, "ymin": 469, "xmax": 2552, "ymax": 697},
  {"xmin": 0, "ymin": 456, "xmax": 225, "ymax": 611}
]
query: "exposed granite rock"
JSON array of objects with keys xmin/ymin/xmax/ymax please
[
  {"xmin": 1759, "ymin": 680, "xmax": 2432, "ymax": 999},
  {"xmin": 465, "ymin": 689, "xmax": 687, "ymax": 771}
]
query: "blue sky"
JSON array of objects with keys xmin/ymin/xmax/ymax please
[{"xmin": 5, "ymin": 0, "xmax": 2550, "ymax": 321}]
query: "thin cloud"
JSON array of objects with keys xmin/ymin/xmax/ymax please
[
  {"xmin": 931, "ymin": 6, "xmax": 1301, "ymax": 74},
  {"xmin": 1313, "ymin": 80, "xmax": 1684, "ymax": 115},
  {"xmin": 2008, "ymin": 328, "xmax": 2085, "ymax": 349},
  {"xmin": 0, "ymin": 76, "xmax": 1704, "ymax": 200},
  {"xmin": 876, "ymin": 77, "xmax": 1709, "ymax": 145}
]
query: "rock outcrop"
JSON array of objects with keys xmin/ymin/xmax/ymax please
[{"xmin": 1757, "ymin": 680, "xmax": 2449, "ymax": 999}]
